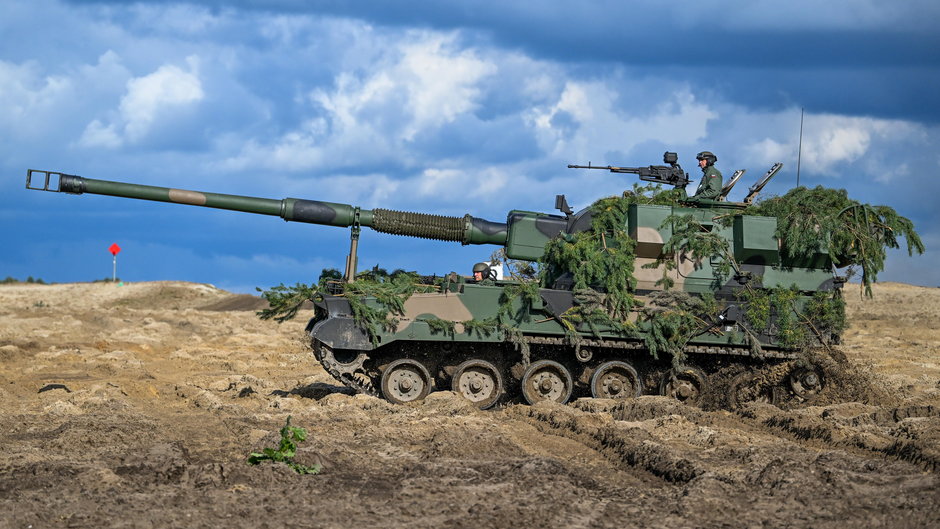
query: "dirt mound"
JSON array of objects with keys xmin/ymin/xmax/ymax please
[
  {"xmin": 199, "ymin": 293, "xmax": 272, "ymax": 312},
  {"xmin": 1, "ymin": 281, "xmax": 939, "ymax": 528}
]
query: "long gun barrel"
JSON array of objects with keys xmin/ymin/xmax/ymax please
[{"xmin": 26, "ymin": 170, "xmax": 508, "ymax": 246}]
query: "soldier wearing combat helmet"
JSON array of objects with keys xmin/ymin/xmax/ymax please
[
  {"xmin": 692, "ymin": 151, "xmax": 722, "ymax": 200},
  {"xmin": 472, "ymin": 262, "xmax": 493, "ymax": 283}
]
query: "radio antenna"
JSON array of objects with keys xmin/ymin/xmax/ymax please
[{"xmin": 796, "ymin": 107, "xmax": 804, "ymax": 187}]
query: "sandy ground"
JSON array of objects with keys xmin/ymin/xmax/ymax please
[{"xmin": 1, "ymin": 280, "xmax": 939, "ymax": 528}]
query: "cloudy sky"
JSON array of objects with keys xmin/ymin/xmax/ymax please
[{"xmin": 3, "ymin": 0, "xmax": 937, "ymax": 293}]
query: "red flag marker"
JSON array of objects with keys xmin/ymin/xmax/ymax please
[{"xmin": 109, "ymin": 243, "xmax": 121, "ymax": 282}]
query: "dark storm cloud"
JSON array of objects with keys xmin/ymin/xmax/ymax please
[{"xmin": 65, "ymin": 0, "xmax": 940, "ymax": 123}]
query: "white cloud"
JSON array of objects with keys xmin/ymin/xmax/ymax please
[
  {"xmin": 397, "ymin": 36, "xmax": 496, "ymax": 139},
  {"xmin": 80, "ymin": 56, "xmax": 204, "ymax": 148},
  {"xmin": 223, "ymin": 32, "xmax": 496, "ymax": 171},
  {"xmin": 528, "ymin": 81, "xmax": 716, "ymax": 160},
  {"xmin": 0, "ymin": 60, "xmax": 72, "ymax": 133},
  {"xmin": 735, "ymin": 112, "xmax": 926, "ymax": 179},
  {"xmin": 79, "ymin": 119, "xmax": 123, "ymax": 149},
  {"xmin": 416, "ymin": 167, "xmax": 507, "ymax": 199},
  {"xmin": 125, "ymin": 3, "xmax": 219, "ymax": 35}
]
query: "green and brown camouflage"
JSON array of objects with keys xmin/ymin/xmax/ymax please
[{"xmin": 27, "ymin": 157, "xmax": 903, "ymax": 409}]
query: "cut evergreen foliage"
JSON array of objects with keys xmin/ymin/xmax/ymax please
[
  {"xmin": 642, "ymin": 213, "xmax": 737, "ymax": 289},
  {"xmin": 747, "ymin": 186, "xmax": 923, "ymax": 296},
  {"xmin": 248, "ymin": 416, "xmax": 321, "ymax": 475},
  {"xmin": 342, "ymin": 270, "xmax": 438, "ymax": 345},
  {"xmin": 553, "ymin": 288, "xmax": 637, "ymax": 355},
  {"xmin": 497, "ymin": 281, "xmax": 542, "ymax": 364},
  {"xmin": 420, "ymin": 315, "xmax": 457, "ymax": 336},
  {"xmin": 737, "ymin": 285, "xmax": 846, "ymax": 349},
  {"xmin": 461, "ymin": 317, "xmax": 499, "ymax": 338},
  {"xmin": 540, "ymin": 194, "xmax": 639, "ymax": 321},
  {"xmin": 256, "ymin": 268, "xmax": 346, "ymax": 322},
  {"xmin": 490, "ymin": 248, "xmax": 539, "ymax": 280},
  {"xmin": 804, "ymin": 289, "xmax": 847, "ymax": 341},
  {"xmin": 639, "ymin": 291, "xmax": 719, "ymax": 368},
  {"xmin": 256, "ymin": 282, "xmax": 321, "ymax": 323}
]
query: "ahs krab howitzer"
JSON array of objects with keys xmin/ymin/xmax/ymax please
[{"xmin": 26, "ymin": 151, "xmax": 835, "ymax": 410}]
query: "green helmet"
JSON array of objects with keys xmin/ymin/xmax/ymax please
[
  {"xmin": 472, "ymin": 262, "xmax": 490, "ymax": 274},
  {"xmin": 696, "ymin": 151, "xmax": 717, "ymax": 165}
]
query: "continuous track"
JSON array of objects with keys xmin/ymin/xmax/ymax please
[{"xmin": 313, "ymin": 335, "xmax": 805, "ymax": 404}]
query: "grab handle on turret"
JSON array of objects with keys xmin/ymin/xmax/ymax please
[
  {"xmin": 717, "ymin": 169, "xmax": 746, "ymax": 202},
  {"xmin": 743, "ymin": 163, "xmax": 784, "ymax": 204}
]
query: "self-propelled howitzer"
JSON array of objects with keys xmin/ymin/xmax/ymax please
[{"xmin": 26, "ymin": 162, "xmax": 842, "ymax": 410}]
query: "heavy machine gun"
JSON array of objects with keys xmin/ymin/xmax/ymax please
[{"xmin": 567, "ymin": 151, "xmax": 690, "ymax": 188}]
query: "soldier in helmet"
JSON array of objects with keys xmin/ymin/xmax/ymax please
[
  {"xmin": 472, "ymin": 262, "xmax": 495, "ymax": 284},
  {"xmin": 691, "ymin": 151, "xmax": 722, "ymax": 201}
]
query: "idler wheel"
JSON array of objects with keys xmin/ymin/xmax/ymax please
[
  {"xmin": 789, "ymin": 365, "xmax": 825, "ymax": 399},
  {"xmin": 660, "ymin": 366, "xmax": 707, "ymax": 405},
  {"xmin": 380, "ymin": 359, "xmax": 432, "ymax": 404},
  {"xmin": 451, "ymin": 359, "xmax": 504, "ymax": 409},
  {"xmin": 729, "ymin": 371, "xmax": 780, "ymax": 409},
  {"xmin": 590, "ymin": 361, "xmax": 642, "ymax": 400},
  {"xmin": 521, "ymin": 360, "xmax": 573, "ymax": 405}
]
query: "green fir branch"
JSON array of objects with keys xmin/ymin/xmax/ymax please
[{"xmin": 247, "ymin": 416, "xmax": 321, "ymax": 475}]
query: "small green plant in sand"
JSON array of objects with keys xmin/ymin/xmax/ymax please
[{"xmin": 247, "ymin": 416, "xmax": 321, "ymax": 475}]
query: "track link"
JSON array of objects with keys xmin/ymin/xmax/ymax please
[{"xmin": 314, "ymin": 343, "xmax": 380, "ymax": 398}]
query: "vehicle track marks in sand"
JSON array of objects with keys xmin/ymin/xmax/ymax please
[{"xmin": 3, "ymin": 281, "xmax": 940, "ymax": 528}]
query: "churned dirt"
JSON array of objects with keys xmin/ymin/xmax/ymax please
[{"xmin": 1, "ymin": 281, "xmax": 939, "ymax": 528}]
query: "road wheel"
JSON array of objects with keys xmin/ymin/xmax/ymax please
[
  {"xmin": 729, "ymin": 371, "xmax": 779, "ymax": 409},
  {"xmin": 789, "ymin": 365, "xmax": 825, "ymax": 399},
  {"xmin": 521, "ymin": 360, "xmax": 573, "ymax": 405},
  {"xmin": 660, "ymin": 365, "xmax": 707, "ymax": 405},
  {"xmin": 381, "ymin": 359, "xmax": 432, "ymax": 404},
  {"xmin": 590, "ymin": 361, "xmax": 642, "ymax": 399},
  {"xmin": 452, "ymin": 359, "xmax": 504, "ymax": 409}
]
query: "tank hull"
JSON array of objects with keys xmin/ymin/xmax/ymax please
[{"xmin": 309, "ymin": 276, "xmax": 836, "ymax": 408}]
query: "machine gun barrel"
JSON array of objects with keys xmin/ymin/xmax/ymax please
[
  {"xmin": 566, "ymin": 163, "xmax": 642, "ymax": 174},
  {"xmin": 26, "ymin": 170, "xmax": 508, "ymax": 246},
  {"xmin": 567, "ymin": 163, "xmax": 690, "ymax": 188}
]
